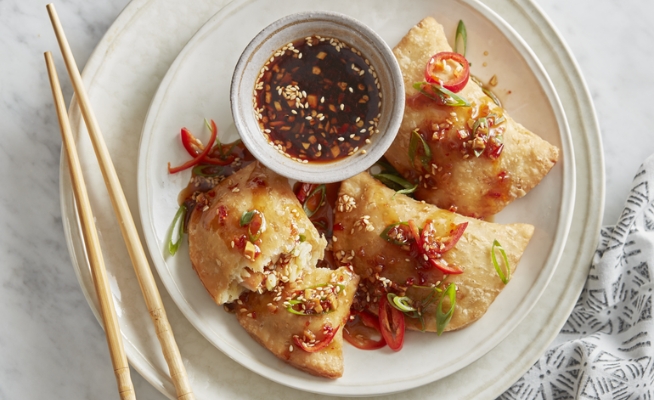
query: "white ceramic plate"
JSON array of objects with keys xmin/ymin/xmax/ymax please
[
  {"xmin": 61, "ymin": 0, "xmax": 602, "ymax": 398},
  {"xmin": 137, "ymin": 0, "xmax": 573, "ymax": 396}
]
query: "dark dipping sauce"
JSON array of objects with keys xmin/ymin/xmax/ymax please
[{"xmin": 254, "ymin": 35, "xmax": 382, "ymax": 163}]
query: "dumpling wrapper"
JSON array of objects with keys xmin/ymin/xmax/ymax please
[
  {"xmin": 188, "ymin": 161, "xmax": 327, "ymax": 304},
  {"xmin": 235, "ymin": 266, "xmax": 359, "ymax": 379},
  {"xmin": 385, "ymin": 16, "xmax": 559, "ymax": 218},
  {"xmin": 332, "ymin": 172, "xmax": 534, "ymax": 332}
]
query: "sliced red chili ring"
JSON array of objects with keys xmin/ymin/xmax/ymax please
[
  {"xmin": 384, "ymin": 219, "xmax": 466, "ymax": 275},
  {"xmin": 303, "ymin": 184, "xmax": 326, "ymax": 218},
  {"xmin": 380, "ymin": 222, "xmax": 412, "ymax": 246},
  {"xmin": 203, "ymin": 153, "xmax": 236, "ymax": 166},
  {"xmin": 428, "ymin": 258, "xmax": 463, "ymax": 275},
  {"xmin": 343, "ymin": 311, "xmax": 386, "ymax": 350},
  {"xmin": 438, "ymin": 222, "xmax": 468, "ymax": 253},
  {"xmin": 180, "ymin": 127, "xmax": 203, "ymax": 157},
  {"xmin": 424, "ymin": 52, "xmax": 470, "ymax": 93},
  {"xmin": 294, "ymin": 182, "xmax": 314, "ymax": 204},
  {"xmin": 168, "ymin": 120, "xmax": 218, "ymax": 174},
  {"xmin": 407, "ymin": 220, "xmax": 422, "ymax": 250},
  {"xmin": 378, "ymin": 294, "xmax": 405, "ymax": 351},
  {"xmin": 293, "ymin": 324, "xmax": 340, "ymax": 353}
]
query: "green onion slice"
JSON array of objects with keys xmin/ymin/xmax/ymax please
[
  {"xmin": 421, "ymin": 287, "xmax": 440, "ymax": 310},
  {"xmin": 298, "ymin": 234, "xmax": 306, "ymax": 242},
  {"xmin": 473, "ymin": 117, "xmax": 489, "ymax": 136},
  {"xmin": 285, "ymin": 283, "xmax": 344, "ymax": 315},
  {"xmin": 303, "ymin": 184, "xmax": 326, "ymax": 218},
  {"xmin": 472, "ymin": 117, "xmax": 489, "ymax": 157},
  {"xmin": 491, "ymin": 115, "xmax": 506, "ymax": 127},
  {"xmin": 413, "ymin": 82, "xmax": 471, "ymax": 107},
  {"xmin": 374, "ymin": 158, "xmax": 400, "ymax": 175},
  {"xmin": 380, "ymin": 222, "xmax": 411, "ymax": 246},
  {"xmin": 455, "ymin": 20, "xmax": 467, "ymax": 56},
  {"xmin": 372, "ymin": 173, "xmax": 418, "ymax": 195},
  {"xmin": 388, "ymin": 293, "xmax": 417, "ymax": 313},
  {"xmin": 240, "ymin": 210, "xmax": 256, "ymax": 226},
  {"xmin": 491, "ymin": 239, "xmax": 511, "ymax": 284},
  {"xmin": 436, "ymin": 283, "xmax": 457, "ymax": 336},
  {"xmin": 396, "ymin": 185, "xmax": 419, "ymax": 196},
  {"xmin": 483, "ymin": 87, "xmax": 502, "ymax": 107},
  {"xmin": 285, "ymin": 299, "xmax": 307, "ymax": 315},
  {"xmin": 224, "ymin": 139, "xmax": 243, "ymax": 157},
  {"xmin": 408, "ymin": 129, "xmax": 432, "ymax": 170},
  {"xmin": 471, "ymin": 76, "xmax": 503, "ymax": 107},
  {"xmin": 192, "ymin": 164, "xmax": 223, "ymax": 177},
  {"xmin": 204, "ymin": 118, "xmax": 222, "ymax": 152},
  {"xmin": 166, "ymin": 204, "xmax": 187, "ymax": 256},
  {"xmin": 240, "ymin": 210, "xmax": 264, "ymax": 242},
  {"xmin": 312, "ymin": 220, "xmax": 327, "ymax": 230}
]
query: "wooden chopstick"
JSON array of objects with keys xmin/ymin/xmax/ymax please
[
  {"xmin": 45, "ymin": 51, "xmax": 137, "ymax": 400},
  {"xmin": 46, "ymin": 4, "xmax": 195, "ymax": 400}
]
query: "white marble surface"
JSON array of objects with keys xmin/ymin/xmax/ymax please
[{"xmin": 1, "ymin": 0, "xmax": 653, "ymax": 399}]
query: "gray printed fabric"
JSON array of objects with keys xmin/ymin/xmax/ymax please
[{"xmin": 500, "ymin": 154, "xmax": 654, "ymax": 400}]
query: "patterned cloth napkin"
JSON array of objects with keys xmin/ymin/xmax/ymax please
[{"xmin": 501, "ymin": 154, "xmax": 654, "ymax": 400}]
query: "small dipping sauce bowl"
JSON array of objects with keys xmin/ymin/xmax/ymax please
[{"xmin": 231, "ymin": 11, "xmax": 404, "ymax": 183}]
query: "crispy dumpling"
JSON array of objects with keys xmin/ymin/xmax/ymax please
[
  {"xmin": 235, "ymin": 267, "xmax": 359, "ymax": 379},
  {"xmin": 187, "ymin": 162, "xmax": 327, "ymax": 304},
  {"xmin": 386, "ymin": 16, "xmax": 559, "ymax": 218},
  {"xmin": 332, "ymin": 172, "xmax": 534, "ymax": 332}
]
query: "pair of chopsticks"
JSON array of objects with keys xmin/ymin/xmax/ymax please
[{"xmin": 45, "ymin": 4, "xmax": 195, "ymax": 400}]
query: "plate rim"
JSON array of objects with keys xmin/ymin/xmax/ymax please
[
  {"xmin": 137, "ymin": 0, "xmax": 574, "ymax": 395},
  {"xmin": 59, "ymin": 0, "xmax": 604, "ymax": 398}
]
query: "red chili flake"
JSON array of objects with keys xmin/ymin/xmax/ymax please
[
  {"xmin": 217, "ymin": 206, "xmax": 228, "ymax": 225},
  {"xmin": 249, "ymin": 176, "xmax": 266, "ymax": 187},
  {"xmin": 488, "ymin": 142, "xmax": 504, "ymax": 159},
  {"xmin": 234, "ymin": 235, "xmax": 247, "ymax": 250}
]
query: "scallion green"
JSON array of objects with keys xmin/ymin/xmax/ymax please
[
  {"xmin": 413, "ymin": 82, "xmax": 471, "ymax": 107},
  {"xmin": 455, "ymin": 20, "xmax": 467, "ymax": 56},
  {"xmin": 408, "ymin": 129, "xmax": 432, "ymax": 169},
  {"xmin": 166, "ymin": 204, "xmax": 187, "ymax": 256},
  {"xmin": 491, "ymin": 239, "xmax": 511, "ymax": 284},
  {"xmin": 436, "ymin": 283, "xmax": 457, "ymax": 336}
]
